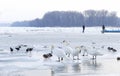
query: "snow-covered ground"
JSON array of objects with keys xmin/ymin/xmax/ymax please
[{"xmin": 0, "ymin": 27, "xmax": 120, "ymax": 76}]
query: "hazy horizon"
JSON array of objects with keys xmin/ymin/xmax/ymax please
[{"xmin": 0, "ymin": 0, "xmax": 120, "ymax": 23}]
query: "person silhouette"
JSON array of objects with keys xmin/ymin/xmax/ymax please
[
  {"xmin": 82, "ymin": 25, "xmax": 85, "ymax": 33},
  {"xmin": 102, "ymin": 25, "xmax": 105, "ymax": 33}
]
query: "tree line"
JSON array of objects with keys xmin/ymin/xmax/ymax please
[{"xmin": 11, "ymin": 10, "xmax": 120, "ymax": 27}]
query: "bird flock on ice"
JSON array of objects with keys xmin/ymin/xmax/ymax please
[{"xmin": 9, "ymin": 40, "xmax": 119, "ymax": 62}]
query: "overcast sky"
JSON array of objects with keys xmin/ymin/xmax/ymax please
[{"xmin": 0, "ymin": 0, "xmax": 120, "ymax": 23}]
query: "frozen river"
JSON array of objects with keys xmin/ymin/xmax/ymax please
[{"xmin": 0, "ymin": 27, "xmax": 120, "ymax": 76}]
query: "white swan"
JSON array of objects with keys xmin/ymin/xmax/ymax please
[
  {"xmin": 61, "ymin": 40, "xmax": 71, "ymax": 57},
  {"xmin": 61, "ymin": 40, "xmax": 81, "ymax": 60},
  {"xmin": 70, "ymin": 46, "xmax": 81, "ymax": 60},
  {"xmin": 62, "ymin": 46, "xmax": 72, "ymax": 57},
  {"xmin": 50, "ymin": 45, "xmax": 67, "ymax": 62},
  {"xmin": 80, "ymin": 45, "xmax": 88, "ymax": 56},
  {"xmin": 87, "ymin": 46, "xmax": 103, "ymax": 59}
]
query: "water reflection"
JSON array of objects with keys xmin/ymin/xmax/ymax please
[
  {"xmin": 47, "ymin": 62, "xmax": 68, "ymax": 73},
  {"xmin": 53, "ymin": 59, "xmax": 102, "ymax": 74},
  {"xmin": 54, "ymin": 59, "xmax": 120, "ymax": 76},
  {"xmin": 53, "ymin": 64, "xmax": 67, "ymax": 73},
  {"xmin": 52, "ymin": 61, "xmax": 81, "ymax": 73},
  {"xmin": 82, "ymin": 59, "xmax": 102, "ymax": 71},
  {"xmin": 71, "ymin": 62, "xmax": 81, "ymax": 72}
]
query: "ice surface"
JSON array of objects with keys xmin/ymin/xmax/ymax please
[{"xmin": 0, "ymin": 27, "xmax": 120, "ymax": 76}]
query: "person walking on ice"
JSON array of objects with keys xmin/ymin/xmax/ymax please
[
  {"xmin": 82, "ymin": 25, "xmax": 85, "ymax": 33},
  {"xmin": 102, "ymin": 25, "xmax": 105, "ymax": 33}
]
